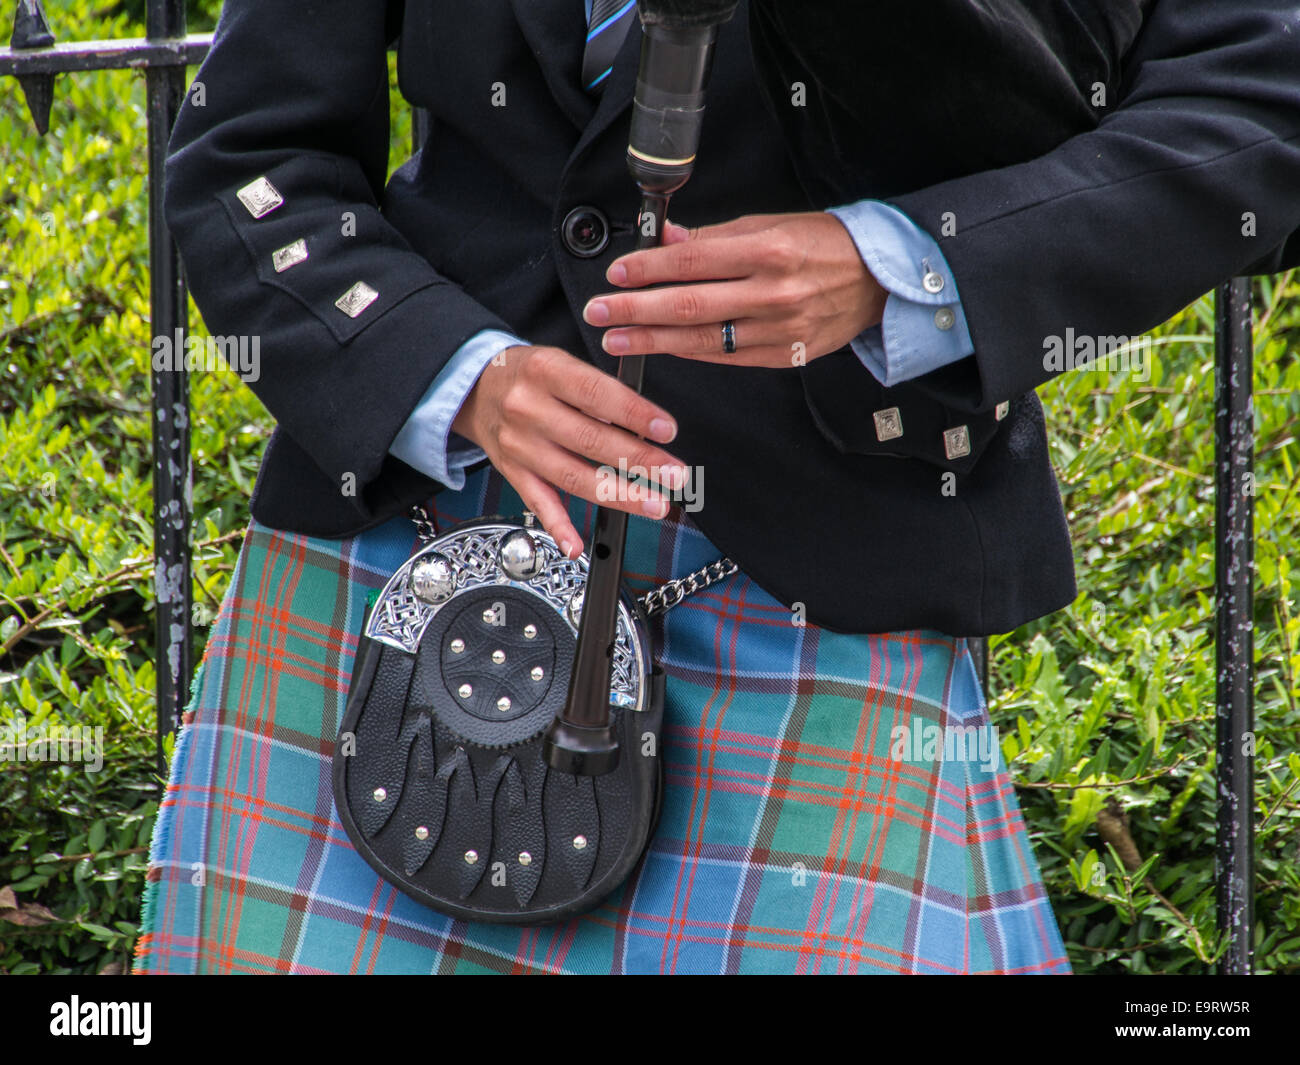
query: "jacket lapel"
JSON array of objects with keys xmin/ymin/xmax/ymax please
[
  {"xmin": 575, "ymin": 8, "xmax": 643, "ymax": 151},
  {"xmin": 508, "ymin": 0, "xmax": 641, "ymax": 136},
  {"xmin": 508, "ymin": 0, "xmax": 596, "ymax": 131}
]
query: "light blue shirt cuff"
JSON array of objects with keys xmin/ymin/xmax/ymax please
[
  {"xmin": 826, "ymin": 199, "xmax": 974, "ymax": 388},
  {"xmin": 389, "ymin": 329, "xmax": 528, "ymax": 488}
]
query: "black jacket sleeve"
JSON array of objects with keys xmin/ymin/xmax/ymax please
[
  {"xmin": 163, "ymin": 0, "xmax": 513, "ymax": 516},
  {"xmin": 885, "ymin": 0, "xmax": 1300, "ymax": 412}
]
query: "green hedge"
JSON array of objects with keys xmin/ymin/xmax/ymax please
[{"xmin": 1, "ymin": 0, "xmax": 1297, "ymax": 974}]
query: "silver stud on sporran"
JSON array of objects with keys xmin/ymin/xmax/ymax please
[
  {"xmin": 458, "ymin": 683, "xmax": 473, "ymax": 699},
  {"xmin": 498, "ymin": 529, "xmax": 544, "ymax": 581},
  {"xmin": 410, "ymin": 554, "xmax": 455, "ymax": 604}
]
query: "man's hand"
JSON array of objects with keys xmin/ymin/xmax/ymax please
[
  {"xmin": 451, "ymin": 345, "xmax": 687, "ymax": 558},
  {"xmin": 582, "ymin": 212, "xmax": 888, "ymax": 368}
]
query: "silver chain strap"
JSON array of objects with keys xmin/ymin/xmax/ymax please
[
  {"xmin": 410, "ymin": 504, "xmax": 440, "ymax": 544},
  {"xmin": 637, "ymin": 556, "xmax": 739, "ymax": 617},
  {"xmin": 409, "ymin": 505, "xmax": 736, "ymax": 617}
]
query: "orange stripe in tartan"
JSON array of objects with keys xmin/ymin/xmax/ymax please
[
  {"xmin": 835, "ymin": 636, "xmax": 920, "ymax": 968},
  {"xmin": 857, "ymin": 632, "xmax": 948, "ymax": 967},
  {"xmin": 512, "ymin": 926, "xmax": 540, "ymax": 974},
  {"xmin": 202, "ymin": 613, "xmax": 354, "ymax": 697},
  {"xmin": 662, "ymin": 569, "xmax": 749, "ymax": 971},
  {"xmin": 221, "ymin": 592, "xmax": 356, "ymax": 648},
  {"xmin": 168, "ymin": 780, "xmax": 348, "ymax": 846},
  {"xmin": 546, "ymin": 912, "xmax": 583, "ymax": 972},
  {"xmin": 365, "ymin": 882, "xmax": 400, "ymax": 975},
  {"xmin": 804, "ymin": 631, "xmax": 920, "ymax": 971},
  {"xmin": 205, "ymin": 631, "xmax": 350, "ymax": 696},
  {"xmin": 662, "ymin": 732, "xmax": 940, "ymax": 789},
  {"xmin": 218, "ymin": 530, "xmax": 311, "ymax": 956},
  {"xmin": 349, "ymin": 877, "xmax": 388, "ymax": 974},
  {"xmin": 580, "ymin": 905, "xmax": 965, "ymax": 974},
  {"xmin": 966, "ymin": 776, "xmax": 1033, "ymax": 842},
  {"xmin": 660, "ymin": 760, "xmax": 952, "ymax": 829},
  {"xmin": 669, "ymin": 718, "xmax": 942, "ymax": 785}
]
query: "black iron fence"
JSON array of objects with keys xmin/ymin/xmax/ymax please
[{"xmin": 0, "ymin": 0, "xmax": 1259, "ymax": 973}]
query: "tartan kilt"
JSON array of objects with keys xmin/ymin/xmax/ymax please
[{"xmin": 133, "ymin": 463, "xmax": 1070, "ymax": 974}]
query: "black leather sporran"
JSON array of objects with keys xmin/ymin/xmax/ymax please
[{"xmin": 333, "ymin": 513, "xmax": 670, "ymax": 924}]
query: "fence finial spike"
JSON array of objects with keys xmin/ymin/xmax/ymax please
[
  {"xmin": 11, "ymin": 0, "xmax": 55, "ymax": 49},
  {"xmin": 16, "ymin": 74, "xmax": 54, "ymax": 134},
  {"xmin": 11, "ymin": 0, "xmax": 56, "ymax": 135}
]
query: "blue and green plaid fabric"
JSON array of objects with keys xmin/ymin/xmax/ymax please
[{"xmin": 135, "ymin": 464, "xmax": 1069, "ymax": 974}]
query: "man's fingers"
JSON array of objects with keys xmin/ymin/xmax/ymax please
[
  {"xmin": 502, "ymin": 465, "xmax": 584, "ymax": 558},
  {"xmin": 481, "ymin": 345, "xmax": 684, "ymax": 558},
  {"xmin": 667, "ymin": 214, "xmax": 775, "ymax": 243},
  {"xmin": 541, "ymin": 358, "xmax": 678, "ymax": 443},
  {"xmin": 528, "ymin": 439, "xmax": 674, "ymax": 522},
  {"xmin": 600, "ymin": 316, "xmax": 790, "ymax": 361},
  {"xmin": 541, "ymin": 399, "xmax": 689, "ymax": 488},
  {"xmin": 605, "ymin": 228, "xmax": 767, "ymax": 288},
  {"xmin": 587, "ymin": 278, "xmax": 770, "ymax": 332}
]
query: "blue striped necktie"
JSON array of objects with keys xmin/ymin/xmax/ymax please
[{"xmin": 582, "ymin": 0, "xmax": 638, "ymax": 94}]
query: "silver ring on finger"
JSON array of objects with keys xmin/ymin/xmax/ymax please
[{"xmin": 721, "ymin": 319, "xmax": 737, "ymax": 354}]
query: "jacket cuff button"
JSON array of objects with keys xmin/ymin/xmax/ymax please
[
  {"xmin": 272, "ymin": 238, "xmax": 309, "ymax": 273},
  {"xmin": 236, "ymin": 176, "xmax": 284, "ymax": 218},
  {"xmin": 943, "ymin": 425, "xmax": 971, "ymax": 460},
  {"xmin": 335, "ymin": 281, "xmax": 379, "ymax": 318},
  {"xmin": 873, "ymin": 406, "xmax": 903, "ymax": 442}
]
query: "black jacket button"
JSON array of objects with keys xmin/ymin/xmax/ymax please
[{"xmin": 562, "ymin": 205, "xmax": 610, "ymax": 258}]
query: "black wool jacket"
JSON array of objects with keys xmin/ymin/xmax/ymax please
[{"xmin": 163, "ymin": 0, "xmax": 1300, "ymax": 635}]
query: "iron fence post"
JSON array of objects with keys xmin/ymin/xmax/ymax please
[
  {"xmin": 145, "ymin": 0, "xmax": 191, "ymax": 772},
  {"xmin": 1214, "ymin": 277, "xmax": 1255, "ymax": 975}
]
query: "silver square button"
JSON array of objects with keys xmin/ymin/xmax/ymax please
[
  {"xmin": 272, "ymin": 238, "xmax": 309, "ymax": 273},
  {"xmin": 235, "ymin": 176, "xmax": 284, "ymax": 219},
  {"xmin": 943, "ymin": 425, "xmax": 971, "ymax": 460},
  {"xmin": 335, "ymin": 281, "xmax": 379, "ymax": 318},
  {"xmin": 873, "ymin": 406, "xmax": 903, "ymax": 442}
]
